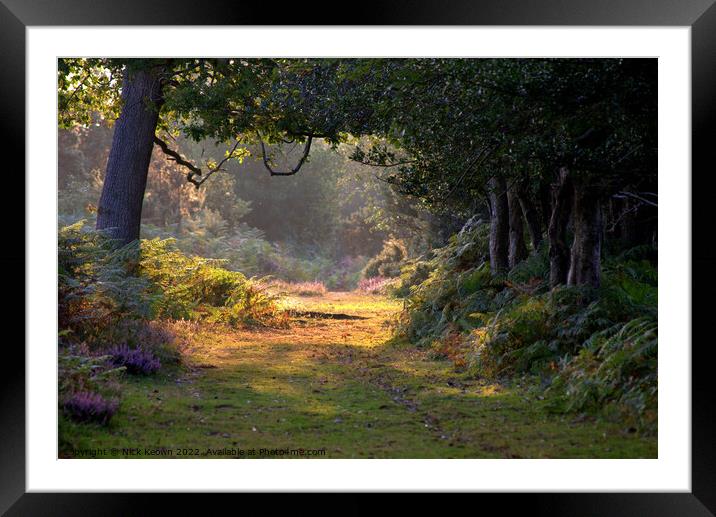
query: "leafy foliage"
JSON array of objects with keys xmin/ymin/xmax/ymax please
[
  {"xmin": 58, "ymin": 347, "xmax": 125, "ymax": 399},
  {"xmin": 362, "ymin": 239, "xmax": 408, "ymax": 279},
  {"xmin": 59, "ymin": 221, "xmax": 156, "ymax": 346},
  {"xmin": 141, "ymin": 219, "xmax": 368, "ymax": 291},
  {"xmin": 547, "ymin": 318, "xmax": 657, "ymax": 432},
  {"xmin": 138, "ymin": 237, "xmax": 285, "ymax": 327},
  {"xmin": 60, "ymin": 221, "xmax": 286, "ymax": 336},
  {"xmin": 394, "ymin": 218, "xmax": 495, "ymax": 345}
]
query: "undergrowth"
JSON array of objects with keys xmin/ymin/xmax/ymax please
[
  {"xmin": 394, "ymin": 218, "xmax": 658, "ymax": 434},
  {"xmin": 58, "ymin": 221, "xmax": 287, "ymax": 426},
  {"xmin": 59, "ymin": 221, "xmax": 285, "ymax": 337},
  {"xmin": 362, "ymin": 239, "xmax": 407, "ymax": 279},
  {"xmin": 141, "ymin": 215, "xmax": 367, "ymax": 290},
  {"xmin": 60, "ymin": 212, "xmax": 369, "ymax": 291}
]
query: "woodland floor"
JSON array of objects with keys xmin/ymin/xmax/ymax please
[{"xmin": 60, "ymin": 292, "xmax": 657, "ymax": 459}]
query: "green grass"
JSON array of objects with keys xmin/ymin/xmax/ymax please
[{"xmin": 59, "ymin": 292, "xmax": 656, "ymax": 459}]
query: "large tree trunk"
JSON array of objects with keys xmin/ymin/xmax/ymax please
[
  {"xmin": 488, "ymin": 176, "xmax": 510, "ymax": 275},
  {"xmin": 96, "ymin": 67, "xmax": 164, "ymax": 245},
  {"xmin": 516, "ymin": 185, "xmax": 543, "ymax": 251},
  {"xmin": 568, "ymin": 183, "xmax": 603, "ymax": 288},
  {"xmin": 507, "ymin": 186, "xmax": 528, "ymax": 268},
  {"xmin": 548, "ymin": 167, "xmax": 573, "ymax": 288}
]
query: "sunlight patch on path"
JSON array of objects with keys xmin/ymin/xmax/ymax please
[{"xmin": 60, "ymin": 292, "xmax": 657, "ymax": 459}]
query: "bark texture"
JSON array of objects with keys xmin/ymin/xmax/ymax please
[
  {"xmin": 548, "ymin": 167, "xmax": 573, "ymax": 288},
  {"xmin": 96, "ymin": 68, "xmax": 164, "ymax": 245},
  {"xmin": 516, "ymin": 185, "xmax": 543, "ymax": 251},
  {"xmin": 488, "ymin": 176, "xmax": 510, "ymax": 275},
  {"xmin": 539, "ymin": 179, "xmax": 553, "ymax": 231},
  {"xmin": 507, "ymin": 186, "xmax": 528, "ymax": 268},
  {"xmin": 568, "ymin": 183, "xmax": 603, "ymax": 288}
]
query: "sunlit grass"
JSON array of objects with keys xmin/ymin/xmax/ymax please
[{"xmin": 59, "ymin": 292, "xmax": 656, "ymax": 459}]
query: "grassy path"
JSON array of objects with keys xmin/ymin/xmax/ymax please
[{"xmin": 60, "ymin": 292, "xmax": 656, "ymax": 458}]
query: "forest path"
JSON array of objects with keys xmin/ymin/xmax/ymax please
[{"xmin": 61, "ymin": 292, "xmax": 657, "ymax": 458}]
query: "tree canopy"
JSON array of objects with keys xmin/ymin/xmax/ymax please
[{"xmin": 59, "ymin": 57, "xmax": 657, "ymax": 286}]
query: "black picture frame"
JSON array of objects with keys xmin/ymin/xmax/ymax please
[{"xmin": 2, "ymin": 1, "xmax": 714, "ymax": 514}]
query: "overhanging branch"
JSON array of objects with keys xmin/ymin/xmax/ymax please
[
  {"xmin": 353, "ymin": 158, "xmax": 417, "ymax": 168},
  {"xmin": 258, "ymin": 133, "xmax": 313, "ymax": 176},
  {"xmin": 153, "ymin": 135, "xmax": 241, "ymax": 188}
]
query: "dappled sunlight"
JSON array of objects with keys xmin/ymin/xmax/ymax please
[
  {"xmin": 58, "ymin": 58, "xmax": 658, "ymax": 460},
  {"xmin": 59, "ymin": 290, "xmax": 656, "ymax": 459}
]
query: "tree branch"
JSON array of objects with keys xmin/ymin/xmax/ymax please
[
  {"xmin": 442, "ymin": 143, "xmax": 499, "ymax": 202},
  {"xmin": 258, "ymin": 133, "xmax": 313, "ymax": 176},
  {"xmin": 615, "ymin": 190, "xmax": 658, "ymax": 208},
  {"xmin": 353, "ymin": 158, "xmax": 417, "ymax": 168},
  {"xmin": 153, "ymin": 135, "xmax": 241, "ymax": 188}
]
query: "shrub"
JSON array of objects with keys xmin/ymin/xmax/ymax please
[
  {"xmin": 507, "ymin": 241, "xmax": 550, "ymax": 291},
  {"xmin": 395, "ymin": 259, "xmax": 498, "ymax": 347},
  {"xmin": 139, "ymin": 238, "xmax": 242, "ymax": 315},
  {"xmin": 121, "ymin": 319, "xmax": 187, "ymax": 365},
  {"xmin": 547, "ymin": 317, "xmax": 657, "ymax": 433},
  {"xmin": 58, "ymin": 347, "xmax": 125, "ymax": 399},
  {"xmin": 109, "ymin": 344, "xmax": 161, "ymax": 375},
  {"xmin": 142, "ymin": 221, "xmax": 368, "ymax": 291},
  {"xmin": 139, "ymin": 238, "xmax": 284, "ymax": 327},
  {"xmin": 392, "ymin": 259, "xmax": 432, "ymax": 297},
  {"xmin": 395, "ymin": 216, "xmax": 658, "ymax": 429},
  {"xmin": 59, "ymin": 221, "xmax": 156, "ymax": 347},
  {"xmin": 447, "ymin": 217, "xmax": 490, "ymax": 271},
  {"xmin": 63, "ymin": 391, "xmax": 118, "ymax": 426},
  {"xmin": 363, "ymin": 239, "xmax": 408, "ymax": 279},
  {"xmin": 469, "ymin": 296, "xmax": 552, "ymax": 377},
  {"xmin": 59, "ymin": 223, "xmax": 285, "ymax": 341},
  {"xmin": 223, "ymin": 282, "xmax": 286, "ymax": 326},
  {"xmin": 466, "ymin": 280, "xmax": 655, "ymax": 379}
]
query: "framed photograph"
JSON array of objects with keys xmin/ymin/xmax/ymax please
[{"xmin": 4, "ymin": 0, "xmax": 714, "ymax": 513}]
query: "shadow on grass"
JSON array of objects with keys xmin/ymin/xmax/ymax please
[{"xmin": 59, "ymin": 331, "xmax": 657, "ymax": 459}]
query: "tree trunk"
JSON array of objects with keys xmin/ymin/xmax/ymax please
[
  {"xmin": 548, "ymin": 167, "xmax": 573, "ymax": 288},
  {"xmin": 488, "ymin": 176, "xmax": 510, "ymax": 275},
  {"xmin": 507, "ymin": 186, "xmax": 528, "ymax": 268},
  {"xmin": 538, "ymin": 179, "xmax": 553, "ymax": 231},
  {"xmin": 619, "ymin": 196, "xmax": 637, "ymax": 246},
  {"xmin": 96, "ymin": 67, "xmax": 164, "ymax": 245},
  {"xmin": 516, "ymin": 185, "xmax": 543, "ymax": 251},
  {"xmin": 568, "ymin": 183, "xmax": 603, "ymax": 288}
]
